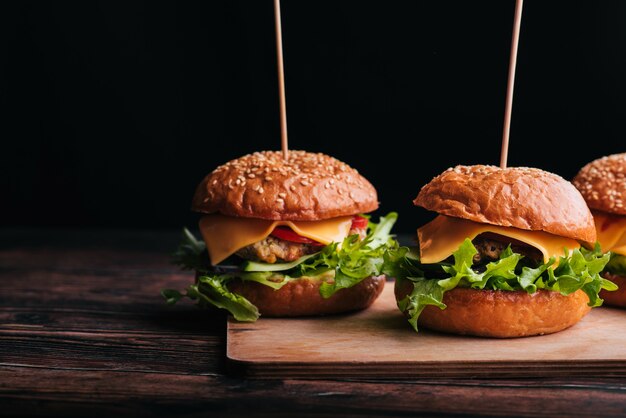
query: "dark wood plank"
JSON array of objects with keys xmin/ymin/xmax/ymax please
[
  {"xmin": 1, "ymin": 367, "xmax": 626, "ymax": 417},
  {"xmin": 0, "ymin": 249, "xmax": 199, "ymax": 311},
  {"xmin": 0, "ymin": 248, "xmax": 226, "ymax": 376},
  {"xmin": 1, "ymin": 328, "xmax": 222, "ymax": 375}
]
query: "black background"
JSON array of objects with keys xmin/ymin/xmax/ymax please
[{"xmin": 1, "ymin": 1, "xmax": 624, "ymax": 234}]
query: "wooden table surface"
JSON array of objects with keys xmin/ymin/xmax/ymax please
[{"xmin": 2, "ymin": 229, "xmax": 626, "ymax": 417}]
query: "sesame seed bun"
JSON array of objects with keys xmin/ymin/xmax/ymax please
[
  {"xmin": 228, "ymin": 275, "xmax": 386, "ymax": 317},
  {"xmin": 395, "ymin": 280, "xmax": 591, "ymax": 338},
  {"xmin": 414, "ymin": 165, "xmax": 596, "ymax": 243},
  {"xmin": 191, "ymin": 150, "xmax": 378, "ymax": 221},
  {"xmin": 572, "ymin": 153, "xmax": 626, "ymax": 215}
]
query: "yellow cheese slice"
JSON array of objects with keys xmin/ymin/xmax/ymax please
[
  {"xmin": 593, "ymin": 211, "xmax": 626, "ymax": 256},
  {"xmin": 199, "ymin": 214, "xmax": 353, "ymax": 265},
  {"xmin": 418, "ymin": 215, "xmax": 580, "ymax": 264}
]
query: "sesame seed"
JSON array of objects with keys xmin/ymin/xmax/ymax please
[
  {"xmin": 278, "ymin": 192, "xmax": 286, "ymax": 198},
  {"xmin": 290, "ymin": 185, "xmax": 296, "ymax": 191},
  {"xmin": 248, "ymin": 173, "xmax": 255, "ymax": 178},
  {"xmin": 265, "ymin": 177, "xmax": 273, "ymax": 181},
  {"xmin": 276, "ymin": 198, "xmax": 284, "ymax": 203},
  {"xmin": 257, "ymin": 187, "xmax": 264, "ymax": 194},
  {"xmin": 300, "ymin": 180, "xmax": 309, "ymax": 186}
]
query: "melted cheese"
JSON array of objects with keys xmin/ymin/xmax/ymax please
[
  {"xmin": 592, "ymin": 211, "xmax": 626, "ymax": 256},
  {"xmin": 199, "ymin": 214, "xmax": 353, "ymax": 265},
  {"xmin": 418, "ymin": 215, "xmax": 580, "ymax": 264}
]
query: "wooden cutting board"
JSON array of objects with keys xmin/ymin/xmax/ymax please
[{"xmin": 227, "ymin": 282, "xmax": 626, "ymax": 379}]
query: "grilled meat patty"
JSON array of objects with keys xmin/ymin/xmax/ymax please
[
  {"xmin": 472, "ymin": 236, "xmax": 543, "ymax": 265},
  {"xmin": 236, "ymin": 226, "xmax": 366, "ymax": 264},
  {"xmin": 235, "ymin": 235, "xmax": 319, "ymax": 264}
]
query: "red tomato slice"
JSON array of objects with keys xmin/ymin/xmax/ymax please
[
  {"xmin": 270, "ymin": 226, "xmax": 324, "ymax": 245},
  {"xmin": 351, "ymin": 215, "xmax": 369, "ymax": 229}
]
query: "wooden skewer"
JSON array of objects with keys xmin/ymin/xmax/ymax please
[
  {"xmin": 274, "ymin": 0, "xmax": 289, "ymax": 159},
  {"xmin": 500, "ymin": 0, "xmax": 524, "ymax": 169}
]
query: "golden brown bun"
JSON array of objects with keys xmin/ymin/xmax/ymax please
[
  {"xmin": 395, "ymin": 280, "xmax": 591, "ymax": 338},
  {"xmin": 191, "ymin": 150, "xmax": 378, "ymax": 221},
  {"xmin": 228, "ymin": 275, "xmax": 385, "ymax": 317},
  {"xmin": 600, "ymin": 272, "xmax": 626, "ymax": 308},
  {"xmin": 572, "ymin": 153, "xmax": 626, "ymax": 215},
  {"xmin": 414, "ymin": 165, "xmax": 596, "ymax": 243}
]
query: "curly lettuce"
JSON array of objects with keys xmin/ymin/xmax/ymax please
[
  {"xmin": 162, "ymin": 212, "xmax": 398, "ymax": 321},
  {"xmin": 384, "ymin": 239, "xmax": 617, "ymax": 333}
]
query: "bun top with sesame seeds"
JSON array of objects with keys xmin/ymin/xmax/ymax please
[
  {"xmin": 191, "ymin": 150, "xmax": 378, "ymax": 221},
  {"xmin": 572, "ymin": 153, "xmax": 626, "ymax": 216},
  {"xmin": 414, "ymin": 164, "xmax": 596, "ymax": 243}
]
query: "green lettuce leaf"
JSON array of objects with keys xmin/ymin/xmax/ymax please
[
  {"xmin": 170, "ymin": 228, "xmax": 211, "ymax": 273},
  {"xmin": 387, "ymin": 239, "xmax": 615, "ymax": 333},
  {"xmin": 315, "ymin": 212, "xmax": 398, "ymax": 298},
  {"xmin": 368, "ymin": 211, "xmax": 398, "ymax": 248},
  {"xmin": 162, "ymin": 275, "xmax": 259, "ymax": 322},
  {"xmin": 397, "ymin": 279, "xmax": 445, "ymax": 332}
]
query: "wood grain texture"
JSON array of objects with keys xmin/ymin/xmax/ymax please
[
  {"xmin": 2, "ymin": 230, "xmax": 626, "ymax": 417},
  {"xmin": 3, "ymin": 367, "xmax": 626, "ymax": 418}
]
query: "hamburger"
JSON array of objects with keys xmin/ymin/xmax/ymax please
[
  {"xmin": 163, "ymin": 150, "xmax": 397, "ymax": 321},
  {"xmin": 384, "ymin": 165, "xmax": 616, "ymax": 338},
  {"xmin": 573, "ymin": 153, "xmax": 626, "ymax": 308}
]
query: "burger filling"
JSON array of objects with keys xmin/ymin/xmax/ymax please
[
  {"xmin": 384, "ymin": 233, "xmax": 617, "ymax": 333},
  {"xmin": 471, "ymin": 234, "xmax": 543, "ymax": 266},
  {"xmin": 235, "ymin": 224, "xmax": 368, "ymax": 264},
  {"xmin": 165, "ymin": 212, "xmax": 398, "ymax": 322}
]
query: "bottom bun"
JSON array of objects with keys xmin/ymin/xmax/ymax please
[
  {"xmin": 600, "ymin": 272, "xmax": 626, "ymax": 308},
  {"xmin": 228, "ymin": 275, "xmax": 386, "ymax": 317},
  {"xmin": 395, "ymin": 280, "xmax": 591, "ymax": 338}
]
